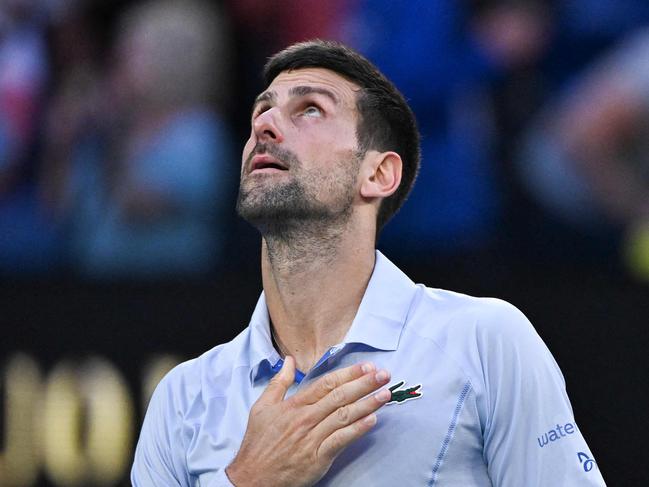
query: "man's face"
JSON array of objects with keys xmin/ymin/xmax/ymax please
[{"xmin": 237, "ymin": 68, "xmax": 363, "ymax": 234}]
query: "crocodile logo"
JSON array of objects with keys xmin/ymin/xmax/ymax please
[{"xmin": 387, "ymin": 380, "xmax": 423, "ymax": 405}]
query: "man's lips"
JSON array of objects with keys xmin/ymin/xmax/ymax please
[{"xmin": 250, "ymin": 154, "xmax": 288, "ymax": 173}]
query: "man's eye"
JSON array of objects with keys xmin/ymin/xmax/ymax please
[
  {"xmin": 302, "ymin": 105, "xmax": 322, "ymax": 117},
  {"xmin": 253, "ymin": 105, "xmax": 270, "ymax": 119}
]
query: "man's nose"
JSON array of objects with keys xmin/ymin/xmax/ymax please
[{"xmin": 253, "ymin": 107, "xmax": 284, "ymax": 143}]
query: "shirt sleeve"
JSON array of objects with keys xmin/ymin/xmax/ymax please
[
  {"xmin": 477, "ymin": 300, "xmax": 607, "ymax": 486},
  {"xmin": 131, "ymin": 373, "xmax": 191, "ymax": 486}
]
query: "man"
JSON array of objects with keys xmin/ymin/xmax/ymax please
[{"xmin": 132, "ymin": 40, "xmax": 606, "ymax": 486}]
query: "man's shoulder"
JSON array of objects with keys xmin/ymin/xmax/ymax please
[
  {"xmin": 405, "ymin": 286, "xmax": 554, "ymax": 395},
  {"xmin": 410, "ymin": 285, "xmax": 533, "ymax": 339},
  {"xmin": 406, "ymin": 285, "xmax": 548, "ymax": 368},
  {"xmin": 156, "ymin": 326, "xmax": 251, "ymax": 404}
]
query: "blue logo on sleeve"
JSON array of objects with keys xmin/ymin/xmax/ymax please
[
  {"xmin": 578, "ymin": 452, "xmax": 596, "ymax": 472},
  {"xmin": 536, "ymin": 422, "xmax": 576, "ymax": 447}
]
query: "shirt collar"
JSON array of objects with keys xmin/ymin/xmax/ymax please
[
  {"xmin": 246, "ymin": 293, "xmax": 281, "ymax": 376},
  {"xmin": 245, "ymin": 250, "xmax": 419, "ymax": 384},
  {"xmin": 342, "ymin": 250, "xmax": 418, "ymax": 350}
]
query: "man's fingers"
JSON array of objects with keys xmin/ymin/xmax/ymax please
[
  {"xmin": 310, "ymin": 368, "xmax": 391, "ymax": 422},
  {"xmin": 296, "ymin": 362, "xmax": 374, "ymax": 406},
  {"xmin": 312, "ymin": 386, "xmax": 391, "ymax": 441},
  {"xmin": 258, "ymin": 355, "xmax": 296, "ymax": 405},
  {"xmin": 317, "ymin": 412, "xmax": 379, "ymax": 463}
]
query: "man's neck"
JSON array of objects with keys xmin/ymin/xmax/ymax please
[{"xmin": 260, "ymin": 219, "xmax": 375, "ymax": 373}]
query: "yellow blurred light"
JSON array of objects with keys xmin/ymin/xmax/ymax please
[
  {"xmin": 43, "ymin": 357, "xmax": 135, "ymax": 486},
  {"xmin": 0, "ymin": 354, "xmax": 42, "ymax": 487}
]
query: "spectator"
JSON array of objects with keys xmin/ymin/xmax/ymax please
[
  {"xmin": 517, "ymin": 28, "xmax": 649, "ymax": 278},
  {"xmin": 341, "ymin": 0, "xmax": 550, "ymax": 260},
  {"xmin": 0, "ymin": 0, "xmax": 60, "ymax": 274},
  {"xmin": 41, "ymin": 0, "xmax": 235, "ymax": 279}
]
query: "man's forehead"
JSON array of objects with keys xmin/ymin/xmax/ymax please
[{"xmin": 263, "ymin": 67, "xmax": 360, "ymax": 105}]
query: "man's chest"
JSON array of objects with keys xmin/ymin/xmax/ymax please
[{"xmin": 186, "ymin": 351, "xmax": 490, "ymax": 486}]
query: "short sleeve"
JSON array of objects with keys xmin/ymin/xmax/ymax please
[
  {"xmin": 131, "ymin": 373, "xmax": 190, "ymax": 486},
  {"xmin": 478, "ymin": 301, "xmax": 607, "ymax": 486}
]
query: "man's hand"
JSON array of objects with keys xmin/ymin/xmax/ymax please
[{"xmin": 225, "ymin": 357, "xmax": 391, "ymax": 487}]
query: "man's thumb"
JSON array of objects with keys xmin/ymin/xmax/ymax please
[{"xmin": 261, "ymin": 356, "xmax": 295, "ymax": 404}]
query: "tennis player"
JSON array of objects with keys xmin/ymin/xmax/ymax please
[{"xmin": 131, "ymin": 40, "xmax": 606, "ymax": 486}]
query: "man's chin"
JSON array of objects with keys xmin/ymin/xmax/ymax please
[
  {"xmin": 237, "ymin": 205, "xmax": 310, "ymax": 226},
  {"xmin": 236, "ymin": 180, "xmax": 305, "ymax": 220}
]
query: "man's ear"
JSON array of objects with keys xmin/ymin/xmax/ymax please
[{"xmin": 360, "ymin": 151, "xmax": 402, "ymax": 199}]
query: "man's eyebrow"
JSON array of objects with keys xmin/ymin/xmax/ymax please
[
  {"xmin": 252, "ymin": 90, "xmax": 276, "ymax": 112},
  {"xmin": 289, "ymin": 85, "xmax": 339, "ymax": 104},
  {"xmin": 251, "ymin": 86, "xmax": 340, "ymax": 114}
]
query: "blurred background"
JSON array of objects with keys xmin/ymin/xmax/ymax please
[{"xmin": 0, "ymin": 0, "xmax": 647, "ymax": 485}]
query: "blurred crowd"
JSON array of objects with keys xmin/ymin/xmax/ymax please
[{"xmin": 0, "ymin": 0, "xmax": 648, "ymax": 281}]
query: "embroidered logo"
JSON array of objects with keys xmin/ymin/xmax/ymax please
[
  {"xmin": 387, "ymin": 380, "xmax": 422, "ymax": 404},
  {"xmin": 578, "ymin": 452, "xmax": 596, "ymax": 472}
]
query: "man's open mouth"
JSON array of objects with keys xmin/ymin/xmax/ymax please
[{"xmin": 250, "ymin": 155, "xmax": 288, "ymax": 172}]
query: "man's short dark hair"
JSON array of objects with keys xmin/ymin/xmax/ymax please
[{"xmin": 263, "ymin": 40, "xmax": 421, "ymax": 234}]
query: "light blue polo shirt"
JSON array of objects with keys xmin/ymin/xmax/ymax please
[{"xmin": 132, "ymin": 251, "xmax": 606, "ymax": 486}]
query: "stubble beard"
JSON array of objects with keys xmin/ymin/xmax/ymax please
[{"xmin": 236, "ymin": 145, "xmax": 362, "ymax": 268}]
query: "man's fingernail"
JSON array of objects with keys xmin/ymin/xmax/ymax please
[
  {"xmin": 375, "ymin": 370, "xmax": 389, "ymax": 382},
  {"xmin": 361, "ymin": 363, "xmax": 374, "ymax": 374},
  {"xmin": 377, "ymin": 388, "xmax": 391, "ymax": 401},
  {"xmin": 363, "ymin": 413, "xmax": 377, "ymax": 426}
]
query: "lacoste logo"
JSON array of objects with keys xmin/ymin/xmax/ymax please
[
  {"xmin": 386, "ymin": 380, "xmax": 422, "ymax": 405},
  {"xmin": 578, "ymin": 452, "xmax": 596, "ymax": 472}
]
